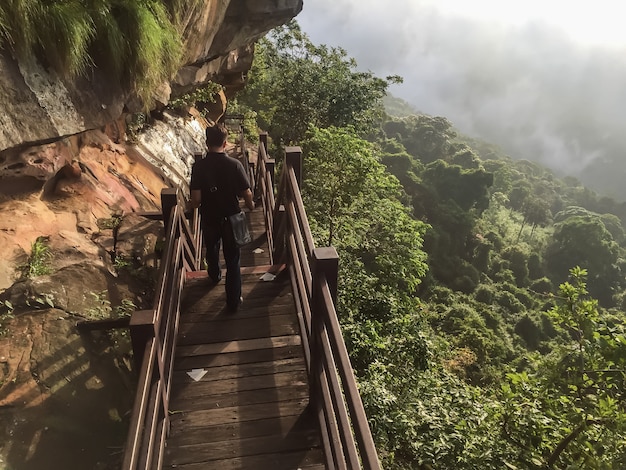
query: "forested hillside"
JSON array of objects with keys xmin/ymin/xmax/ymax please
[{"xmin": 233, "ymin": 21, "xmax": 626, "ymax": 469}]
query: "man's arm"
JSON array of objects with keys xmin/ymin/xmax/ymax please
[
  {"xmin": 190, "ymin": 189, "xmax": 202, "ymax": 209},
  {"xmin": 240, "ymin": 188, "xmax": 255, "ymax": 211}
]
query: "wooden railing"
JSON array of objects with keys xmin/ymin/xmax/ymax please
[
  {"xmin": 122, "ymin": 188, "xmax": 202, "ymax": 470},
  {"xmin": 122, "ymin": 136, "xmax": 380, "ymax": 469},
  {"xmin": 263, "ymin": 144, "xmax": 382, "ymax": 469},
  {"xmin": 255, "ymin": 133, "xmax": 276, "ymax": 263}
]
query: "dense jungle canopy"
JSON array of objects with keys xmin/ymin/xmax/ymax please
[{"xmin": 232, "ymin": 21, "xmax": 626, "ymax": 469}]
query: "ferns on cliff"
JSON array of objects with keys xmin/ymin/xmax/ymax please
[
  {"xmin": 115, "ymin": 0, "xmax": 183, "ymax": 103},
  {"xmin": 38, "ymin": 1, "xmax": 95, "ymax": 76},
  {"xmin": 0, "ymin": 0, "xmax": 40, "ymax": 57},
  {"xmin": 0, "ymin": 0, "xmax": 190, "ymax": 107}
]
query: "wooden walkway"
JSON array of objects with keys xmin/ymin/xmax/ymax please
[{"xmin": 162, "ymin": 206, "xmax": 327, "ymax": 469}]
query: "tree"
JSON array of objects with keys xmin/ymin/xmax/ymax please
[
  {"xmin": 382, "ymin": 114, "xmax": 456, "ymax": 163},
  {"xmin": 238, "ymin": 21, "xmax": 395, "ymax": 147},
  {"xmin": 516, "ymin": 197, "xmax": 552, "ymax": 242},
  {"xmin": 301, "ymin": 126, "xmax": 428, "ymax": 294},
  {"xmin": 546, "ymin": 215, "xmax": 622, "ymax": 305},
  {"xmin": 500, "ymin": 268, "xmax": 626, "ymax": 468}
]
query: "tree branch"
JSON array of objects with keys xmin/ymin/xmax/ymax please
[{"xmin": 547, "ymin": 418, "xmax": 604, "ymax": 468}]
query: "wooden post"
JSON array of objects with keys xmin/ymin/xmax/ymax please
[
  {"xmin": 161, "ymin": 188, "xmax": 179, "ymax": 234},
  {"xmin": 285, "ymin": 146, "xmax": 302, "ymax": 187},
  {"xmin": 259, "ymin": 132, "xmax": 268, "ymax": 153},
  {"xmin": 309, "ymin": 247, "xmax": 339, "ymax": 406},
  {"xmin": 272, "ymin": 203, "xmax": 287, "ymax": 263},
  {"xmin": 266, "ymin": 158, "xmax": 276, "ymax": 188},
  {"xmin": 129, "ymin": 309, "xmax": 156, "ymax": 372}
]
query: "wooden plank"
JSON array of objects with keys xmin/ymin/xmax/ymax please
[
  {"xmin": 172, "ymin": 357, "xmax": 306, "ymax": 386},
  {"xmin": 181, "ymin": 283, "xmax": 293, "ymax": 312},
  {"xmin": 180, "ymin": 302, "xmax": 295, "ymax": 324},
  {"xmin": 168, "ymin": 398, "xmax": 310, "ymax": 430},
  {"xmin": 167, "ymin": 411, "xmax": 316, "ymax": 446},
  {"xmin": 170, "ymin": 370, "xmax": 308, "ymax": 400},
  {"xmin": 183, "ymin": 280, "xmax": 290, "ymax": 303},
  {"xmin": 176, "ymin": 334, "xmax": 301, "ymax": 358},
  {"xmin": 165, "ymin": 429, "xmax": 319, "ymax": 466},
  {"xmin": 181, "ymin": 291, "xmax": 294, "ymax": 316},
  {"xmin": 185, "ymin": 264, "xmax": 285, "ymax": 282},
  {"xmin": 163, "ymin": 448, "xmax": 327, "ymax": 470},
  {"xmin": 177, "ymin": 314, "xmax": 299, "ymax": 345},
  {"xmin": 169, "ymin": 383, "xmax": 310, "ymax": 416},
  {"xmin": 180, "ymin": 297, "xmax": 295, "ymax": 322},
  {"xmin": 182, "ymin": 286, "xmax": 293, "ymax": 307},
  {"xmin": 174, "ymin": 344, "xmax": 303, "ymax": 370}
]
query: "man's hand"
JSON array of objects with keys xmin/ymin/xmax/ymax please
[
  {"xmin": 241, "ymin": 188, "xmax": 255, "ymax": 211},
  {"xmin": 190, "ymin": 189, "xmax": 202, "ymax": 209}
]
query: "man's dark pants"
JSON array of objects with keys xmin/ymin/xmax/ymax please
[{"xmin": 203, "ymin": 218, "xmax": 241, "ymax": 309}]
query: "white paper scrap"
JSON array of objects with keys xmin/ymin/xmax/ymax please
[
  {"xmin": 260, "ymin": 272, "xmax": 276, "ymax": 282},
  {"xmin": 253, "ymin": 248, "xmax": 265, "ymax": 254},
  {"xmin": 187, "ymin": 369, "xmax": 207, "ymax": 381}
]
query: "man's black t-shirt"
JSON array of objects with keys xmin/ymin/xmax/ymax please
[{"xmin": 190, "ymin": 152, "xmax": 250, "ymax": 224}]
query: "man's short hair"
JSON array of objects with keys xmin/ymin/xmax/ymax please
[{"xmin": 206, "ymin": 124, "xmax": 228, "ymax": 148}]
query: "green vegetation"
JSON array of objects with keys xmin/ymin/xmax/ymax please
[
  {"xmin": 0, "ymin": 300, "xmax": 14, "ymax": 336},
  {"xmin": 97, "ymin": 214, "xmax": 123, "ymax": 230},
  {"xmin": 234, "ymin": 22, "xmax": 626, "ymax": 468},
  {"xmin": 113, "ymin": 254, "xmax": 131, "ymax": 271},
  {"xmin": 235, "ymin": 21, "xmax": 399, "ymax": 150},
  {"xmin": 85, "ymin": 291, "xmax": 135, "ymax": 320},
  {"xmin": 0, "ymin": 0, "xmax": 191, "ymax": 106},
  {"xmin": 168, "ymin": 82, "xmax": 224, "ymax": 112},
  {"xmin": 18, "ymin": 236, "xmax": 53, "ymax": 279}
]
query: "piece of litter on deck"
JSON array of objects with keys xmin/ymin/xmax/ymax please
[
  {"xmin": 253, "ymin": 248, "xmax": 264, "ymax": 254},
  {"xmin": 260, "ymin": 272, "xmax": 276, "ymax": 281},
  {"xmin": 187, "ymin": 369, "xmax": 207, "ymax": 381}
]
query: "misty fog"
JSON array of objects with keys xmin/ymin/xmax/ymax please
[{"xmin": 297, "ymin": 0, "xmax": 626, "ymax": 200}]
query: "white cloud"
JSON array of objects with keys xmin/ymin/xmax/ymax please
[{"xmin": 297, "ymin": 0, "xmax": 626, "ymax": 192}]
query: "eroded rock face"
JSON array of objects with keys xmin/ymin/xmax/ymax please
[
  {"xmin": 0, "ymin": 124, "xmax": 175, "ymax": 469},
  {"xmin": 0, "ymin": 111, "xmax": 208, "ymax": 294},
  {"xmin": 0, "ymin": 309, "xmax": 133, "ymax": 469},
  {"xmin": 0, "ymin": 0, "xmax": 303, "ymax": 154}
]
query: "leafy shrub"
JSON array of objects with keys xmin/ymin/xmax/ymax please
[
  {"xmin": 451, "ymin": 262, "xmax": 480, "ymax": 293},
  {"xmin": 514, "ymin": 314, "xmax": 542, "ymax": 349},
  {"xmin": 169, "ymin": 82, "xmax": 223, "ymax": 113},
  {"xmin": 527, "ymin": 252, "xmax": 544, "ymax": 279},
  {"xmin": 425, "ymin": 285, "xmax": 456, "ymax": 305},
  {"xmin": 530, "ymin": 277, "xmax": 553, "ymax": 294},
  {"xmin": 501, "ymin": 245, "xmax": 529, "ymax": 287},
  {"xmin": 19, "ymin": 236, "xmax": 52, "ymax": 279},
  {"xmin": 474, "ymin": 284, "xmax": 495, "ymax": 304},
  {"xmin": 495, "ymin": 290, "xmax": 524, "ymax": 313},
  {"xmin": 484, "ymin": 230, "xmax": 503, "ymax": 250},
  {"xmin": 492, "ymin": 267, "xmax": 516, "ymax": 284},
  {"xmin": 452, "ymin": 275, "xmax": 477, "ymax": 294},
  {"xmin": 441, "ymin": 303, "xmax": 479, "ymax": 334}
]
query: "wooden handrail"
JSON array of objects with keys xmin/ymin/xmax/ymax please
[
  {"xmin": 124, "ymin": 136, "xmax": 380, "ymax": 469},
  {"xmin": 255, "ymin": 135, "xmax": 276, "ymax": 263},
  {"xmin": 122, "ymin": 188, "xmax": 202, "ymax": 470},
  {"xmin": 257, "ymin": 142, "xmax": 381, "ymax": 470}
]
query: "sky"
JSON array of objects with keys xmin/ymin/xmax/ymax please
[{"xmin": 296, "ymin": 0, "xmax": 626, "ymax": 197}]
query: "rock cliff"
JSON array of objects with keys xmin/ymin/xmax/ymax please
[
  {"xmin": 0, "ymin": 2, "xmax": 302, "ymax": 467},
  {"xmin": 0, "ymin": 0, "xmax": 302, "ymax": 154}
]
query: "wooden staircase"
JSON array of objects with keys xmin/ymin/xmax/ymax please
[{"xmin": 162, "ymin": 204, "xmax": 326, "ymax": 469}]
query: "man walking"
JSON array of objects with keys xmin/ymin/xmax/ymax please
[{"xmin": 190, "ymin": 124, "xmax": 255, "ymax": 311}]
